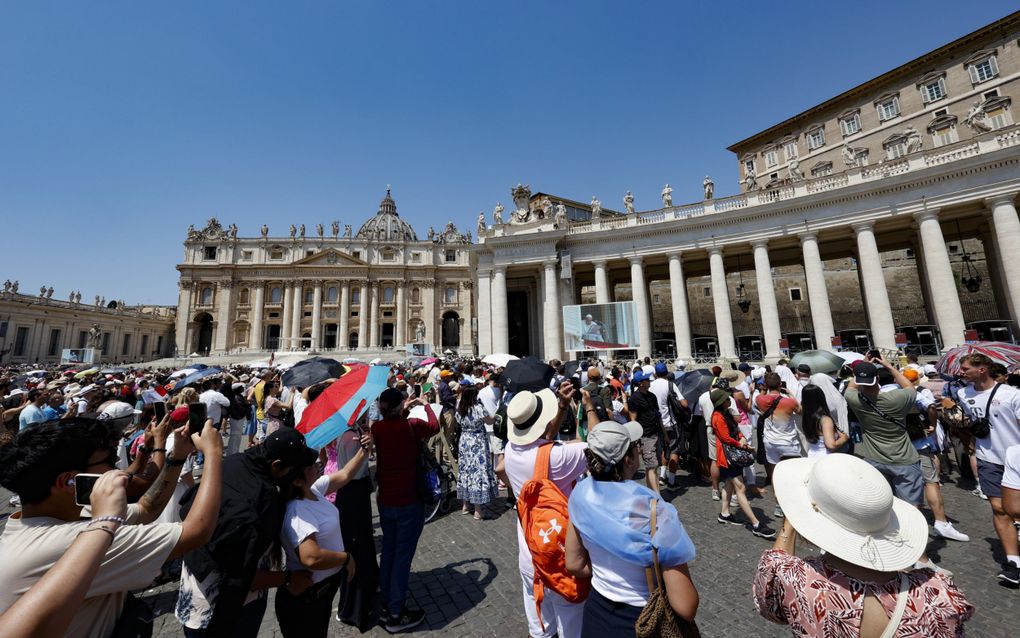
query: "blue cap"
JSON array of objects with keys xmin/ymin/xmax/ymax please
[
  {"xmin": 737, "ymin": 362, "xmax": 752, "ymax": 372},
  {"xmin": 654, "ymin": 362, "xmax": 668, "ymax": 375},
  {"xmin": 632, "ymin": 371, "xmax": 650, "ymax": 384}
]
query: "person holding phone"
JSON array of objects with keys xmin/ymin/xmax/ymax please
[
  {"xmin": 0, "ymin": 416, "xmax": 223, "ymax": 637},
  {"xmin": 262, "ymin": 381, "xmax": 292, "ymax": 437}
]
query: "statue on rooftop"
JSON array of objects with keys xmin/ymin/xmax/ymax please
[
  {"xmin": 623, "ymin": 191, "xmax": 635, "ymax": 214},
  {"xmin": 703, "ymin": 176, "xmax": 714, "ymax": 199},
  {"xmin": 661, "ymin": 184, "xmax": 673, "ymax": 207}
]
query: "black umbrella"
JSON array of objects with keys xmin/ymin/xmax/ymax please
[
  {"xmin": 502, "ymin": 356, "xmax": 554, "ymax": 393},
  {"xmin": 677, "ymin": 369, "xmax": 714, "ymax": 405},
  {"xmin": 562, "ymin": 360, "xmax": 581, "ymax": 379},
  {"xmin": 281, "ymin": 357, "xmax": 345, "ymax": 389}
]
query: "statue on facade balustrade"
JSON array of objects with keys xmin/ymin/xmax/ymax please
[
  {"xmin": 842, "ymin": 144, "xmax": 858, "ymax": 168},
  {"xmin": 343, "ymin": 224, "xmax": 352, "ymax": 238},
  {"xmin": 703, "ymin": 176, "xmax": 714, "ymax": 199},
  {"xmin": 540, "ymin": 198, "xmax": 552, "ymax": 219},
  {"xmin": 554, "ymin": 203, "xmax": 568, "ymax": 229},
  {"xmin": 428, "ymin": 226, "xmax": 436, "ymax": 241},
  {"xmin": 10, "ymin": 281, "xmax": 17, "ymax": 294},
  {"xmin": 493, "ymin": 203, "xmax": 504, "ymax": 225},
  {"xmin": 229, "ymin": 223, "xmax": 238, "ymax": 239},
  {"xmin": 46, "ymin": 287, "xmax": 54, "ymax": 299},
  {"xmin": 788, "ymin": 160, "xmax": 804, "ymax": 181},
  {"xmin": 623, "ymin": 191, "xmax": 635, "ymax": 214},
  {"xmin": 316, "ymin": 223, "xmax": 324, "ymax": 238},
  {"xmin": 39, "ymin": 286, "xmax": 47, "ymax": 298},
  {"xmin": 591, "ymin": 196, "xmax": 603, "ymax": 218},
  {"xmin": 2, "ymin": 280, "xmax": 10, "ymax": 293},
  {"xmin": 331, "ymin": 220, "xmax": 340, "ymax": 238},
  {"xmin": 511, "ymin": 184, "xmax": 532, "ymax": 224},
  {"xmin": 415, "ymin": 321, "xmax": 426, "ymax": 342},
  {"xmin": 289, "ymin": 224, "xmax": 297, "ymax": 238},
  {"xmin": 86, "ymin": 324, "xmax": 102, "ymax": 349},
  {"xmin": 476, "ymin": 212, "xmax": 486, "ymax": 236},
  {"xmin": 261, "ymin": 224, "xmax": 269, "ymax": 239},
  {"xmin": 299, "ymin": 224, "xmax": 306, "ymax": 238},
  {"xmin": 904, "ymin": 126, "xmax": 922, "ymax": 153},
  {"xmin": 743, "ymin": 165, "xmax": 759, "ymax": 191},
  {"xmin": 964, "ymin": 100, "xmax": 993, "ymax": 133},
  {"xmin": 661, "ymin": 184, "xmax": 673, "ymax": 207}
]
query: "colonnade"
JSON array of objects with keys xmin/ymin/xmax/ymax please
[{"xmin": 481, "ymin": 196, "xmax": 1020, "ymax": 361}]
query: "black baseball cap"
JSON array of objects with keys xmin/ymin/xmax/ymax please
[
  {"xmin": 854, "ymin": 361, "xmax": 879, "ymax": 387},
  {"xmin": 263, "ymin": 428, "xmax": 318, "ymax": 468}
]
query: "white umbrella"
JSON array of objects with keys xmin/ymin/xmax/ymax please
[
  {"xmin": 836, "ymin": 351, "xmax": 865, "ymax": 364},
  {"xmin": 482, "ymin": 353, "xmax": 519, "ymax": 368},
  {"xmin": 369, "ymin": 357, "xmax": 383, "ymax": 365},
  {"xmin": 343, "ymin": 357, "xmax": 363, "ymax": 364},
  {"xmin": 408, "ymin": 403, "xmax": 444, "ymax": 421}
]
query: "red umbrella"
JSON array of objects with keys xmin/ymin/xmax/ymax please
[
  {"xmin": 296, "ymin": 364, "xmax": 390, "ymax": 449},
  {"xmin": 935, "ymin": 341, "xmax": 1020, "ymax": 376}
]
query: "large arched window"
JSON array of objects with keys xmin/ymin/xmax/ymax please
[
  {"xmin": 270, "ymin": 286, "xmax": 283, "ymax": 304},
  {"xmin": 200, "ymin": 287, "xmax": 214, "ymax": 306}
]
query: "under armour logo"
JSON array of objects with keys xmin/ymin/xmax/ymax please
[{"xmin": 538, "ymin": 519, "xmax": 562, "ymax": 544}]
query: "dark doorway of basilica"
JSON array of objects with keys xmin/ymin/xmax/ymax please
[
  {"xmin": 382, "ymin": 323, "xmax": 394, "ymax": 348},
  {"xmin": 442, "ymin": 312, "xmax": 460, "ymax": 348},
  {"xmin": 507, "ymin": 291, "xmax": 531, "ymax": 357},
  {"xmin": 265, "ymin": 325, "xmax": 281, "ymax": 350}
]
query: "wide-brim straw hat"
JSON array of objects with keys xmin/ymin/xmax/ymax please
[
  {"xmin": 773, "ymin": 454, "xmax": 928, "ymax": 572},
  {"xmin": 507, "ymin": 388, "xmax": 559, "ymax": 446}
]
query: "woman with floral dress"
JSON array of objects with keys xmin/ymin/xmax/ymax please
[{"xmin": 455, "ymin": 382, "xmax": 499, "ymax": 519}]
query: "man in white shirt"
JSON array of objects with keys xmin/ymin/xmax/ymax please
[
  {"xmin": 956, "ymin": 353, "xmax": 1020, "ymax": 585},
  {"xmin": 649, "ymin": 362, "xmax": 683, "ymax": 486},
  {"xmin": 500, "ymin": 381, "xmax": 587, "ymax": 638},
  {"xmin": 199, "ymin": 378, "xmax": 231, "ymax": 426}
]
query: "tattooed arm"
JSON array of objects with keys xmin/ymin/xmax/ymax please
[
  {"xmin": 169, "ymin": 420, "xmax": 223, "ymax": 559},
  {"xmin": 132, "ymin": 424, "xmax": 189, "ymax": 524}
]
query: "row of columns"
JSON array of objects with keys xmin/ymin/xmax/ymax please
[{"xmin": 482, "ymin": 194, "xmax": 1020, "ymax": 360}]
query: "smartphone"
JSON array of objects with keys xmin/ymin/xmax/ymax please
[
  {"xmin": 780, "ymin": 381, "xmax": 788, "ymax": 389},
  {"xmin": 73, "ymin": 473, "xmax": 102, "ymax": 507},
  {"xmin": 867, "ymin": 349, "xmax": 881, "ymax": 360},
  {"xmin": 153, "ymin": 401, "xmax": 167, "ymax": 423},
  {"xmin": 414, "ymin": 384, "xmax": 423, "ymax": 398},
  {"xmin": 187, "ymin": 402, "xmax": 207, "ymax": 436}
]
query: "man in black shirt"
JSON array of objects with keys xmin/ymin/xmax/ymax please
[{"xmin": 627, "ymin": 370, "xmax": 665, "ymax": 493}]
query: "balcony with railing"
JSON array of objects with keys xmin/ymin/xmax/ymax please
[{"xmin": 479, "ymin": 124, "xmax": 1020, "ymax": 241}]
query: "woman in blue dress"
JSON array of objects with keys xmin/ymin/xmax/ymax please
[{"xmin": 454, "ymin": 381, "xmax": 499, "ymax": 519}]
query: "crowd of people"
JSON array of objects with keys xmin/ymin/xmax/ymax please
[{"xmin": 0, "ymin": 346, "xmax": 1017, "ymax": 637}]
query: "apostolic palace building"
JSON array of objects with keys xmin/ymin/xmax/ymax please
[{"xmin": 178, "ymin": 11, "xmax": 1020, "ymax": 365}]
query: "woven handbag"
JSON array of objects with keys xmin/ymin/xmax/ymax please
[{"xmin": 635, "ymin": 498, "xmax": 700, "ymax": 638}]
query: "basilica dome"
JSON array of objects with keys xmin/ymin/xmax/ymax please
[{"xmin": 355, "ymin": 188, "xmax": 419, "ymax": 242}]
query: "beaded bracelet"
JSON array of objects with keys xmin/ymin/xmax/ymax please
[{"xmin": 90, "ymin": 515, "xmax": 126, "ymax": 526}]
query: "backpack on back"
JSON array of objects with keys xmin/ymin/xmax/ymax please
[{"xmin": 516, "ymin": 443, "xmax": 590, "ymax": 630}]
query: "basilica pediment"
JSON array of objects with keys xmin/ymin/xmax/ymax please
[{"xmin": 292, "ymin": 249, "xmax": 367, "ymax": 267}]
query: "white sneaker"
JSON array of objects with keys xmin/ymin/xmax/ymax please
[
  {"xmin": 934, "ymin": 522, "xmax": 970, "ymax": 542},
  {"xmin": 712, "ymin": 489, "xmax": 721, "ymax": 501},
  {"xmin": 729, "ymin": 495, "xmax": 738, "ymax": 507},
  {"xmin": 971, "ymin": 486, "xmax": 988, "ymax": 500},
  {"xmin": 774, "ymin": 506, "xmax": 785, "ymax": 519},
  {"xmin": 8, "ymin": 495, "xmax": 20, "ymax": 507},
  {"xmin": 915, "ymin": 559, "xmax": 953, "ymax": 577}
]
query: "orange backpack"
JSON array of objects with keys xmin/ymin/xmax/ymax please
[{"xmin": 517, "ymin": 442, "xmax": 590, "ymax": 629}]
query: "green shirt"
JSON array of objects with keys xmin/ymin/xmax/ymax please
[{"xmin": 845, "ymin": 387, "xmax": 918, "ymax": 466}]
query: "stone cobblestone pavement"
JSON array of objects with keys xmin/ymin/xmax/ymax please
[{"xmin": 3, "ymin": 465, "xmax": 1019, "ymax": 637}]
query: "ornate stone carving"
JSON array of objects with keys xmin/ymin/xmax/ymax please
[
  {"xmin": 661, "ymin": 184, "xmax": 673, "ymax": 207},
  {"xmin": 743, "ymin": 165, "xmax": 759, "ymax": 191},
  {"xmin": 591, "ymin": 196, "xmax": 603, "ymax": 218},
  {"xmin": 493, "ymin": 203, "xmax": 504, "ymax": 225},
  {"xmin": 703, "ymin": 176, "xmax": 714, "ymax": 199},
  {"xmin": 904, "ymin": 125, "xmax": 922, "ymax": 153},
  {"xmin": 623, "ymin": 192, "xmax": 634, "ymax": 214},
  {"xmin": 331, "ymin": 220, "xmax": 340, "ymax": 238},
  {"xmin": 261, "ymin": 224, "xmax": 269, "ymax": 239},
  {"xmin": 299, "ymin": 224, "xmax": 306, "ymax": 239},
  {"xmin": 511, "ymin": 184, "xmax": 532, "ymax": 224},
  {"xmin": 343, "ymin": 224, "xmax": 352, "ymax": 238},
  {"xmin": 964, "ymin": 100, "xmax": 993, "ymax": 133},
  {"xmin": 289, "ymin": 224, "xmax": 297, "ymax": 238},
  {"xmin": 554, "ymin": 204, "xmax": 568, "ymax": 229},
  {"xmin": 788, "ymin": 160, "xmax": 804, "ymax": 182},
  {"xmin": 476, "ymin": 211, "xmax": 486, "ymax": 236},
  {"xmin": 187, "ymin": 218, "xmax": 232, "ymax": 242},
  {"xmin": 218, "ymin": 280, "xmax": 234, "ymax": 290},
  {"xmin": 438, "ymin": 221, "xmax": 469, "ymax": 244},
  {"xmin": 316, "ymin": 223, "xmax": 324, "ymax": 238}
]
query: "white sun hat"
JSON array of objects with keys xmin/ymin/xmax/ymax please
[
  {"xmin": 773, "ymin": 453, "xmax": 928, "ymax": 572},
  {"xmin": 507, "ymin": 388, "xmax": 559, "ymax": 446}
]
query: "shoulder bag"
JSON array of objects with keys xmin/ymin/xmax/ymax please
[
  {"xmin": 636, "ymin": 497, "xmax": 700, "ymax": 638},
  {"xmin": 879, "ymin": 573, "xmax": 910, "ymax": 638}
]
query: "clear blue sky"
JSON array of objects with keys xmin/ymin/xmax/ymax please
[{"xmin": 1, "ymin": 1, "xmax": 1015, "ymax": 305}]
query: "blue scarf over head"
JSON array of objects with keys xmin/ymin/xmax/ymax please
[{"xmin": 568, "ymin": 477, "xmax": 696, "ymax": 568}]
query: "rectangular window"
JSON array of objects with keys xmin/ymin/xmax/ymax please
[
  {"xmin": 411, "ymin": 252, "xmax": 422, "ymax": 263},
  {"xmin": 703, "ymin": 286, "xmax": 711, "ymax": 297},
  {"xmin": 141, "ymin": 334, "xmax": 149, "ymax": 355},
  {"xmin": 969, "ymin": 57, "xmax": 998, "ymax": 83},
  {"xmin": 789, "ymin": 288, "xmax": 802, "ymax": 301},
  {"xmin": 121, "ymin": 334, "xmax": 131, "ymax": 356},
  {"xmin": 352, "ymin": 251, "xmax": 361, "ymax": 260},
  {"xmin": 14, "ymin": 327, "xmax": 29, "ymax": 356},
  {"xmin": 764, "ymin": 148, "xmax": 778, "ymax": 168},
  {"xmin": 306, "ymin": 250, "xmax": 315, "ymax": 258},
  {"xmin": 783, "ymin": 141, "xmax": 797, "ymax": 160},
  {"xmin": 241, "ymin": 250, "xmax": 253, "ymax": 261},
  {"xmin": 811, "ymin": 164, "xmax": 832, "ymax": 177},
  {"xmin": 78, "ymin": 330, "xmax": 88, "ymax": 348},
  {"xmin": 987, "ymin": 106, "xmax": 1013, "ymax": 130},
  {"xmin": 351, "ymin": 311, "xmax": 359, "ymax": 317},
  {"xmin": 932, "ymin": 126, "xmax": 959, "ymax": 148},
  {"xmin": 885, "ymin": 140, "xmax": 908, "ymax": 160},
  {"xmin": 383, "ymin": 311, "xmax": 393, "ymax": 318},
  {"xmin": 855, "ymin": 150, "xmax": 869, "ymax": 166},
  {"xmin": 920, "ymin": 77, "xmax": 946, "ymax": 104},
  {"xmin": 101, "ymin": 334, "xmax": 111, "ymax": 354},
  {"xmin": 269, "ymin": 248, "xmax": 283, "ymax": 260},
  {"xmin": 47, "ymin": 329, "xmax": 61, "ymax": 357},
  {"xmin": 445, "ymin": 250, "xmax": 456, "ymax": 263},
  {"xmin": 840, "ymin": 113, "xmax": 861, "ymax": 136},
  {"xmin": 743, "ymin": 159, "xmax": 755, "ymax": 174},
  {"xmin": 807, "ymin": 128, "xmax": 825, "ymax": 150},
  {"xmin": 203, "ymin": 246, "xmax": 217, "ymax": 260},
  {"xmin": 652, "ymin": 294, "xmax": 660, "ymax": 304},
  {"xmin": 156, "ymin": 335, "xmax": 164, "ymax": 353},
  {"xmin": 877, "ymin": 97, "xmax": 900, "ymax": 121}
]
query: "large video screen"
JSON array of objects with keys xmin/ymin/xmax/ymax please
[{"xmin": 563, "ymin": 302, "xmax": 641, "ymax": 351}]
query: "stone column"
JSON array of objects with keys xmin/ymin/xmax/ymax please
[
  {"xmin": 423, "ymin": 281, "xmax": 437, "ymax": 350},
  {"xmin": 852, "ymin": 222, "xmax": 897, "ymax": 351},
  {"xmin": 752, "ymin": 240, "xmax": 783, "ymax": 361},
  {"xmin": 800, "ymin": 232, "xmax": 835, "ymax": 351},
  {"xmin": 667, "ymin": 253, "xmax": 693, "ymax": 360},
  {"xmin": 291, "ymin": 282, "xmax": 304, "ymax": 349},
  {"xmin": 281, "ymin": 283, "xmax": 294, "ymax": 351},
  {"xmin": 395, "ymin": 283, "xmax": 406, "ymax": 348},
  {"xmin": 491, "ymin": 266, "xmax": 509, "ymax": 354},
  {"xmin": 174, "ymin": 281, "xmax": 193, "ymax": 355},
  {"xmin": 543, "ymin": 259, "xmax": 563, "ymax": 360},
  {"xmin": 357, "ymin": 281, "xmax": 369, "ymax": 350},
  {"xmin": 369, "ymin": 283, "xmax": 380, "ymax": 349},
  {"xmin": 476, "ymin": 269, "xmax": 492, "ymax": 355},
  {"xmin": 707, "ymin": 248, "xmax": 737, "ymax": 359},
  {"xmin": 339, "ymin": 280, "xmax": 351, "ymax": 350},
  {"xmin": 593, "ymin": 260, "xmax": 611, "ymax": 304},
  {"xmin": 915, "ymin": 210, "xmax": 967, "ymax": 348},
  {"xmin": 311, "ymin": 281, "xmax": 323, "ymax": 350},
  {"xmin": 629, "ymin": 257, "xmax": 653, "ymax": 359},
  {"xmin": 214, "ymin": 281, "xmax": 233, "ymax": 353},
  {"xmin": 250, "ymin": 284, "xmax": 265, "ymax": 350},
  {"xmin": 986, "ymin": 193, "xmax": 1020, "ymax": 325}
]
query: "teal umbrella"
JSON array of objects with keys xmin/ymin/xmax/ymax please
[{"xmin": 790, "ymin": 350, "xmax": 845, "ymax": 375}]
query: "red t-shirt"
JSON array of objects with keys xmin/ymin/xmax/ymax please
[{"xmin": 372, "ymin": 405, "xmax": 440, "ymax": 508}]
